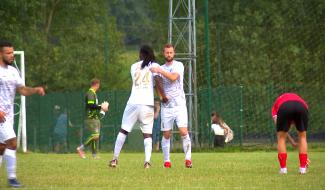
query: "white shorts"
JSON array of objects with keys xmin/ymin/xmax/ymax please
[
  {"xmin": 161, "ymin": 105, "xmax": 188, "ymax": 131},
  {"xmin": 121, "ymin": 104, "xmax": 154, "ymax": 134},
  {"xmin": 0, "ymin": 120, "xmax": 16, "ymax": 143}
]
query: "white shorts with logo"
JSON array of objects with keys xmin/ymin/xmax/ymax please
[
  {"xmin": 121, "ymin": 104, "xmax": 154, "ymax": 134},
  {"xmin": 0, "ymin": 120, "xmax": 16, "ymax": 143},
  {"xmin": 161, "ymin": 105, "xmax": 188, "ymax": 131}
]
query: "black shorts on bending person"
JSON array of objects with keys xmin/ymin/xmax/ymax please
[{"xmin": 276, "ymin": 101, "xmax": 309, "ymax": 132}]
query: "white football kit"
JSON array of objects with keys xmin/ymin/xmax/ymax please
[
  {"xmin": 160, "ymin": 60, "xmax": 188, "ymax": 131},
  {"xmin": 121, "ymin": 61, "xmax": 159, "ymax": 134},
  {"xmin": 0, "ymin": 65, "xmax": 24, "ymax": 143}
]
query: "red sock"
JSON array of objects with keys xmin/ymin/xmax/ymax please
[
  {"xmin": 299, "ymin": 153, "xmax": 308, "ymax": 168},
  {"xmin": 278, "ymin": 153, "xmax": 287, "ymax": 168}
]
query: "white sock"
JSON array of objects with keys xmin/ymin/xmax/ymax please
[
  {"xmin": 182, "ymin": 134, "xmax": 192, "ymax": 161},
  {"xmin": 113, "ymin": 132, "xmax": 127, "ymax": 160},
  {"xmin": 0, "ymin": 155, "xmax": 2, "ymax": 167},
  {"xmin": 4, "ymin": 149, "xmax": 17, "ymax": 179},
  {"xmin": 144, "ymin": 137, "xmax": 152, "ymax": 162},
  {"xmin": 161, "ymin": 137, "xmax": 170, "ymax": 162}
]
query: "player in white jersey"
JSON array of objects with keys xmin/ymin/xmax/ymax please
[
  {"xmin": 150, "ymin": 44, "xmax": 192, "ymax": 168},
  {"xmin": 0, "ymin": 41, "xmax": 45, "ymax": 188},
  {"xmin": 109, "ymin": 45, "xmax": 167, "ymax": 169}
]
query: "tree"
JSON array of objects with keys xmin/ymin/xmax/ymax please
[{"xmin": 0, "ymin": 0, "xmax": 128, "ymax": 91}]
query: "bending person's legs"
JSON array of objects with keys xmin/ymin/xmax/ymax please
[
  {"xmin": 277, "ymin": 131, "xmax": 288, "ymax": 174},
  {"xmin": 298, "ymin": 131, "xmax": 308, "ymax": 174}
]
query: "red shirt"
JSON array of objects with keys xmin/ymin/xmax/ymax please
[{"xmin": 271, "ymin": 93, "xmax": 308, "ymax": 117}]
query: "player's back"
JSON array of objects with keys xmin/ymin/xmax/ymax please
[
  {"xmin": 127, "ymin": 61, "xmax": 159, "ymax": 106},
  {"xmin": 272, "ymin": 93, "xmax": 308, "ymax": 116}
]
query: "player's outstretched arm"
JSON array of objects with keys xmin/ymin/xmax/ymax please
[
  {"xmin": 17, "ymin": 86, "xmax": 45, "ymax": 96},
  {"xmin": 154, "ymin": 75, "xmax": 168, "ymax": 103}
]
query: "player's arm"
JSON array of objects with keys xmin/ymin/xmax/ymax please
[
  {"xmin": 150, "ymin": 66, "xmax": 179, "ymax": 82},
  {"xmin": 17, "ymin": 86, "xmax": 45, "ymax": 96},
  {"xmin": 271, "ymin": 101, "xmax": 278, "ymax": 125},
  {"xmin": 154, "ymin": 101, "xmax": 161, "ymax": 119},
  {"xmin": 287, "ymin": 133, "xmax": 298, "ymax": 148},
  {"xmin": 272, "ymin": 115, "xmax": 277, "ymax": 125},
  {"xmin": 220, "ymin": 123, "xmax": 229, "ymax": 134},
  {"xmin": 154, "ymin": 75, "xmax": 168, "ymax": 103},
  {"xmin": 0, "ymin": 110, "xmax": 6, "ymax": 123}
]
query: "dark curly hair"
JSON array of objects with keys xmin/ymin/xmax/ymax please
[{"xmin": 139, "ymin": 45, "xmax": 155, "ymax": 69}]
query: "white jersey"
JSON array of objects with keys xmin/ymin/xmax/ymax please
[
  {"xmin": 0, "ymin": 65, "xmax": 24, "ymax": 124},
  {"xmin": 161, "ymin": 60, "xmax": 186, "ymax": 107},
  {"xmin": 127, "ymin": 61, "xmax": 159, "ymax": 106}
]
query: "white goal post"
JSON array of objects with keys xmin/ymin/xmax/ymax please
[{"xmin": 14, "ymin": 51, "xmax": 27, "ymax": 153}]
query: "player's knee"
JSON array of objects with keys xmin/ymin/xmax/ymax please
[
  {"xmin": 0, "ymin": 143, "xmax": 6, "ymax": 154},
  {"xmin": 163, "ymin": 131, "xmax": 171, "ymax": 139},
  {"xmin": 298, "ymin": 131, "xmax": 307, "ymax": 138},
  {"xmin": 5, "ymin": 138, "xmax": 17, "ymax": 149},
  {"xmin": 179, "ymin": 128, "xmax": 188, "ymax": 136}
]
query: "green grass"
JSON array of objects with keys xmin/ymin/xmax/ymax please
[{"xmin": 0, "ymin": 151, "xmax": 324, "ymax": 190}]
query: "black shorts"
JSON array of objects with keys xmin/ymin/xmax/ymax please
[{"xmin": 276, "ymin": 101, "xmax": 309, "ymax": 132}]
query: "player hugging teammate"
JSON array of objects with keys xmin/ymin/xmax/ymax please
[{"xmin": 109, "ymin": 45, "xmax": 167, "ymax": 169}]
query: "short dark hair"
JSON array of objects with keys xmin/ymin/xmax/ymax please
[
  {"xmin": 163, "ymin": 43, "xmax": 174, "ymax": 50},
  {"xmin": 0, "ymin": 41, "xmax": 13, "ymax": 50},
  {"xmin": 139, "ymin": 45, "xmax": 155, "ymax": 69},
  {"xmin": 90, "ymin": 78, "xmax": 100, "ymax": 86}
]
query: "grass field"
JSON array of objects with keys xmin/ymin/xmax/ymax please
[{"xmin": 0, "ymin": 151, "xmax": 324, "ymax": 190}]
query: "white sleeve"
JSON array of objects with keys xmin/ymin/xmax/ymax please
[
  {"xmin": 173, "ymin": 62, "xmax": 184, "ymax": 77},
  {"xmin": 130, "ymin": 64, "xmax": 135, "ymax": 81},
  {"xmin": 150, "ymin": 62, "xmax": 160, "ymax": 77}
]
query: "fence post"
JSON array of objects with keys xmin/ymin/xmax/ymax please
[
  {"xmin": 268, "ymin": 84, "xmax": 275, "ymax": 144},
  {"xmin": 240, "ymin": 85, "xmax": 244, "ymax": 147}
]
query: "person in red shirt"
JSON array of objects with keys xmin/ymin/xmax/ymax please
[{"xmin": 272, "ymin": 93, "xmax": 309, "ymax": 174}]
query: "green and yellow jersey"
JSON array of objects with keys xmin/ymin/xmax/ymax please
[{"xmin": 85, "ymin": 88, "xmax": 102, "ymax": 119}]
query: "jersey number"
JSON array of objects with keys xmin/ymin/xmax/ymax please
[{"xmin": 134, "ymin": 70, "xmax": 150, "ymax": 87}]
